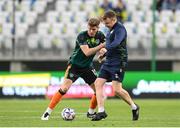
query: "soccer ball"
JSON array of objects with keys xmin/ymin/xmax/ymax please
[{"xmin": 61, "ymin": 108, "xmax": 75, "ymax": 121}]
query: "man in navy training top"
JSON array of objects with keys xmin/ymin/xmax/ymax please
[{"xmin": 92, "ymin": 10, "xmax": 140, "ymax": 121}]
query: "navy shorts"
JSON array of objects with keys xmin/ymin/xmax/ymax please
[{"xmin": 98, "ymin": 65, "xmax": 125, "ymax": 82}]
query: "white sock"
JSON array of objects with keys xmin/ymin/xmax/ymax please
[
  {"xmin": 131, "ymin": 103, "xmax": 137, "ymax": 110},
  {"xmin": 98, "ymin": 107, "xmax": 105, "ymax": 113},
  {"xmin": 46, "ymin": 107, "xmax": 53, "ymax": 114},
  {"xmin": 88, "ymin": 108, "xmax": 95, "ymax": 114}
]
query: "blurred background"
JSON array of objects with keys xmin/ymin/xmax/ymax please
[{"xmin": 0, "ymin": 0, "xmax": 180, "ymax": 99}]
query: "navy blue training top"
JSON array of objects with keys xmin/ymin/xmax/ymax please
[{"xmin": 104, "ymin": 21, "xmax": 128, "ymax": 67}]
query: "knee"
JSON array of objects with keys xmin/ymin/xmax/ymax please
[
  {"xmin": 114, "ymin": 90, "xmax": 123, "ymax": 96},
  {"xmin": 94, "ymin": 80, "xmax": 102, "ymax": 88}
]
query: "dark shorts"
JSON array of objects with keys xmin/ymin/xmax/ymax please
[
  {"xmin": 98, "ymin": 65, "xmax": 125, "ymax": 82},
  {"xmin": 65, "ymin": 64, "xmax": 97, "ymax": 85}
]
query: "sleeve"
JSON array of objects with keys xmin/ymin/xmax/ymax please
[
  {"xmin": 77, "ymin": 33, "xmax": 87, "ymax": 45},
  {"xmin": 106, "ymin": 27, "xmax": 126, "ymax": 50}
]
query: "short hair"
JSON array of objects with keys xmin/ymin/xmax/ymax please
[
  {"xmin": 102, "ymin": 10, "xmax": 117, "ymax": 20},
  {"xmin": 88, "ymin": 17, "xmax": 100, "ymax": 27}
]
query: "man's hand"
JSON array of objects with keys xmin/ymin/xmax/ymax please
[
  {"xmin": 97, "ymin": 54, "xmax": 105, "ymax": 63},
  {"xmin": 99, "ymin": 48, "xmax": 107, "ymax": 55},
  {"xmin": 98, "ymin": 48, "xmax": 107, "ymax": 63}
]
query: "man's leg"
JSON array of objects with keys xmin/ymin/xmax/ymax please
[
  {"xmin": 87, "ymin": 83, "xmax": 97, "ymax": 118},
  {"xmin": 112, "ymin": 81, "xmax": 139, "ymax": 121},
  {"xmin": 91, "ymin": 78, "xmax": 107, "ymax": 121},
  {"xmin": 81, "ymin": 67, "xmax": 99, "ymax": 118},
  {"xmin": 41, "ymin": 79, "xmax": 72, "ymax": 120}
]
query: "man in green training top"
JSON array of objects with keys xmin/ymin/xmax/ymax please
[{"xmin": 41, "ymin": 17, "xmax": 106, "ymax": 120}]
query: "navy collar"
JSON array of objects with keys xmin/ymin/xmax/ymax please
[{"xmin": 110, "ymin": 22, "xmax": 118, "ymax": 31}]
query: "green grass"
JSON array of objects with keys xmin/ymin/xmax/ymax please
[{"xmin": 0, "ymin": 99, "xmax": 180, "ymax": 127}]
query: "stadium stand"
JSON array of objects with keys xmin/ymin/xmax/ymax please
[{"xmin": 1, "ymin": 0, "xmax": 180, "ymax": 71}]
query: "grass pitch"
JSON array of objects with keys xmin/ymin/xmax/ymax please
[{"xmin": 0, "ymin": 99, "xmax": 180, "ymax": 127}]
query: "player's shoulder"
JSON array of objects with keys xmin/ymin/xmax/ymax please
[
  {"xmin": 78, "ymin": 30, "xmax": 87, "ymax": 36},
  {"xmin": 116, "ymin": 22, "xmax": 127, "ymax": 33},
  {"xmin": 97, "ymin": 30, "xmax": 105, "ymax": 35},
  {"xmin": 96, "ymin": 31, "xmax": 105, "ymax": 37},
  {"xmin": 77, "ymin": 30, "xmax": 88, "ymax": 40}
]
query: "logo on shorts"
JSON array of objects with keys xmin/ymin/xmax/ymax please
[
  {"xmin": 115, "ymin": 74, "xmax": 119, "ymax": 79},
  {"xmin": 92, "ymin": 69, "xmax": 97, "ymax": 76},
  {"xmin": 120, "ymin": 68, "xmax": 122, "ymax": 72},
  {"xmin": 69, "ymin": 73, "xmax": 74, "ymax": 78}
]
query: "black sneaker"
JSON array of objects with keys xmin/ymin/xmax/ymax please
[
  {"xmin": 132, "ymin": 104, "xmax": 140, "ymax": 121},
  {"xmin": 87, "ymin": 112, "xmax": 96, "ymax": 118},
  {"xmin": 91, "ymin": 111, "xmax": 107, "ymax": 121},
  {"xmin": 41, "ymin": 112, "xmax": 50, "ymax": 120}
]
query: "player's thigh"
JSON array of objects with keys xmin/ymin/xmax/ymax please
[
  {"xmin": 95, "ymin": 78, "xmax": 107, "ymax": 87},
  {"xmin": 90, "ymin": 78, "xmax": 106, "ymax": 91},
  {"xmin": 81, "ymin": 67, "xmax": 97, "ymax": 85},
  {"xmin": 61, "ymin": 65, "xmax": 78, "ymax": 91},
  {"xmin": 90, "ymin": 83, "xmax": 95, "ymax": 91},
  {"xmin": 65, "ymin": 65, "xmax": 79, "ymax": 83}
]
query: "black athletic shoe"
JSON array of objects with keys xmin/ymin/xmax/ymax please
[
  {"xmin": 41, "ymin": 112, "xmax": 50, "ymax": 120},
  {"xmin": 87, "ymin": 112, "xmax": 96, "ymax": 118},
  {"xmin": 91, "ymin": 111, "xmax": 107, "ymax": 121},
  {"xmin": 132, "ymin": 104, "xmax": 140, "ymax": 121}
]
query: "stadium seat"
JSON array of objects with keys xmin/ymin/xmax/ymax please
[
  {"xmin": 33, "ymin": 1, "xmax": 47, "ymax": 14},
  {"xmin": 27, "ymin": 34, "xmax": 39, "ymax": 50},
  {"xmin": 56, "ymin": 1, "xmax": 67, "ymax": 12},
  {"xmin": 60, "ymin": 11, "xmax": 74, "ymax": 23},
  {"xmin": 16, "ymin": 23, "xmax": 28, "ymax": 38},
  {"xmin": 145, "ymin": 11, "xmax": 160, "ymax": 23},
  {"xmin": 124, "ymin": 22, "xmax": 136, "ymax": 35},
  {"xmin": 171, "ymin": 35, "xmax": 180, "ymax": 51},
  {"xmin": 127, "ymin": 35, "xmax": 140, "ymax": 49},
  {"xmin": 4, "ymin": 37, "xmax": 12, "ymax": 50},
  {"xmin": 15, "ymin": 12, "xmax": 26, "ymax": 24},
  {"xmin": 75, "ymin": 11, "xmax": 88, "ymax": 23},
  {"xmin": 167, "ymin": 23, "xmax": 178, "ymax": 36},
  {"xmin": 21, "ymin": 0, "xmax": 32, "ymax": 12},
  {"xmin": 51, "ymin": 37, "xmax": 66, "ymax": 52},
  {"xmin": 155, "ymin": 22, "xmax": 165, "ymax": 36},
  {"xmin": 38, "ymin": 22, "xmax": 50, "ymax": 36},
  {"xmin": 26, "ymin": 11, "xmax": 37, "ymax": 25},
  {"xmin": 41, "ymin": 36, "xmax": 52, "ymax": 50},
  {"xmin": 156, "ymin": 35, "xmax": 169, "ymax": 51},
  {"xmin": 138, "ymin": 0, "xmax": 152, "ymax": 11},
  {"xmin": 46, "ymin": 11, "xmax": 60, "ymax": 23},
  {"xmin": 175, "ymin": 10, "xmax": 180, "ymax": 23},
  {"xmin": 132, "ymin": 11, "xmax": 145, "ymax": 23},
  {"xmin": 70, "ymin": 0, "xmax": 83, "ymax": 12},
  {"xmin": 140, "ymin": 35, "xmax": 152, "ymax": 50},
  {"xmin": 84, "ymin": 1, "xmax": 95, "ymax": 12},
  {"xmin": 0, "ymin": 12, "xmax": 9, "ymax": 23},
  {"xmin": 52, "ymin": 23, "xmax": 63, "ymax": 36},
  {"xmin": 160, "ymin": 10, "xmax": 173, "ymax": 23},
  {"xmin": 2, "ymin": 23, "xmax": 13, "ymax": 37},
  {"xmin": 137, "ymin": 22, "xmax": 150, "ymax": 36}
]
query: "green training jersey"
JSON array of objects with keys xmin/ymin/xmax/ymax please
[{"xmin": 69, "ymin": 30, "xmax": 105, "ymax": 68}]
